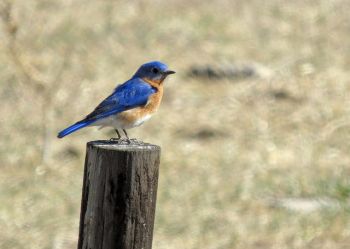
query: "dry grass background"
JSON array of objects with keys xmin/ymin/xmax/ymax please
[{"xmin": 1, "ymin": 0, "xmax": 350, "ymax": 248}]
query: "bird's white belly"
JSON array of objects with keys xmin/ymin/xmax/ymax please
[
  {"xmin": 130, "ymin": 114, "xmax": 152, "ymax": 127},
  {"xmin": 92, "ymin": 112, "xmax": 153, "ymax": 129}
]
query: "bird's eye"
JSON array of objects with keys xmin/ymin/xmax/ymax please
[{"xmin": 151, "ymin": 68, "xmax": 159, "ymax": 74}]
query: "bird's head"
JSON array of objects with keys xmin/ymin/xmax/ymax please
[{"xmin": 133, "ymin": 61, "xmax": 175, "ymax": 85}]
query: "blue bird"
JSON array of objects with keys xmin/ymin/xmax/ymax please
[{"xmin": 57, "ymin": 61, "xmax": 175, "ymax": 139}]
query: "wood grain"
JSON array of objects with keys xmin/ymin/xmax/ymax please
[{"xmin": 77, "ymin": 140, "xmax": 161, "ymax": 249}]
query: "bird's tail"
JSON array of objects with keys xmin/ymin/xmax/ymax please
[{"xmin": 57, "ymin": 119, "xmax": 95, "ymax": 138}]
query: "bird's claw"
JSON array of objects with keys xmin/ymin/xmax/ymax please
[
  {"xmin": 110, "ymin": 137, "xmax": 120, "ymax": 142},
  {"xmin": 128, "ymin": 138, "xmax": 143, "ymax": 145},
  {"xmin": 109, "ymin": 138, "xmax": 144, "ymax": 145}
]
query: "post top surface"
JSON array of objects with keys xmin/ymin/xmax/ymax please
[{"xmin": 87, "ymin": 140, "xmax": 161, "ymax": 151}]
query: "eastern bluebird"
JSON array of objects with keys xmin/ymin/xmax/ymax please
[{"xmin": 57, "ymin": 61, "xmax": 175, "ymax": 139}]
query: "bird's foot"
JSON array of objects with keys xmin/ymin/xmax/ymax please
[
  {"xmin": 110, "ymin": 137, "xmax": 121, "ymax": 142},
  {"xmin": 128, "ymin": 138, "xmax": 145, "ymax": 145},
  {"xmin": 109, "ymin": 138, "xmax": 128, "ymax": 145},
  {"xmin": 109, "ymin": 137, "xmax": 144, "ymax": 145}
]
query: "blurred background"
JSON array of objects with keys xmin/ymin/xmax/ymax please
[{"xmin": 1, "ymin": 0, "xmax": 350, "ymax": 248}]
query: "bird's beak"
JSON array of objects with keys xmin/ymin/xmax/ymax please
[{"xmin": 164, "ymin": 70, "xmax": 176, "ymax": 75}]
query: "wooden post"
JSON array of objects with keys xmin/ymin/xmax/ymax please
[{"xmin": 77, "ymin": 140, "xmax": 161, "ymax": 249}]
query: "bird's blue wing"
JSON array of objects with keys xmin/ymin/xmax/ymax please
[
  {"xmin": 57, "ymin": 78, "xmax": 156, "ymax": 138},
  {"xmin": 84, "ymin": 78, "xmax": 156, "ymax": 122}
]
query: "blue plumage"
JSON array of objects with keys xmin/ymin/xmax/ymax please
[
  {"xmin": 57, "ymin": 79, "xmax": 156, "ymax": 138},
  {"xmin": 57, "ymin": 61, "xmax": 175, "ymax": 138},
  {"xmin": 57, "ymin": 120, "xmax": 95, "ymax": 138},
  {"xmin": 85, "ymin": 78, "xmax": 156, "ymax": 122}
]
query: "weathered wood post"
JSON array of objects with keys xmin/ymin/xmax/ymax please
[{"xmin": 77, "ymin": 140, "xmax": 161, "ymax": 249}]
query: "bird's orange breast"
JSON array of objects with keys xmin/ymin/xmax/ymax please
[{"xmin": 116, "ymin": 83, "xmax": 163, "ymax": 127}]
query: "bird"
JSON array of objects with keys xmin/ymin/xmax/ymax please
[{"xmin": 57, "ymin": 61, "xmax": 175, "ymax": 140}]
